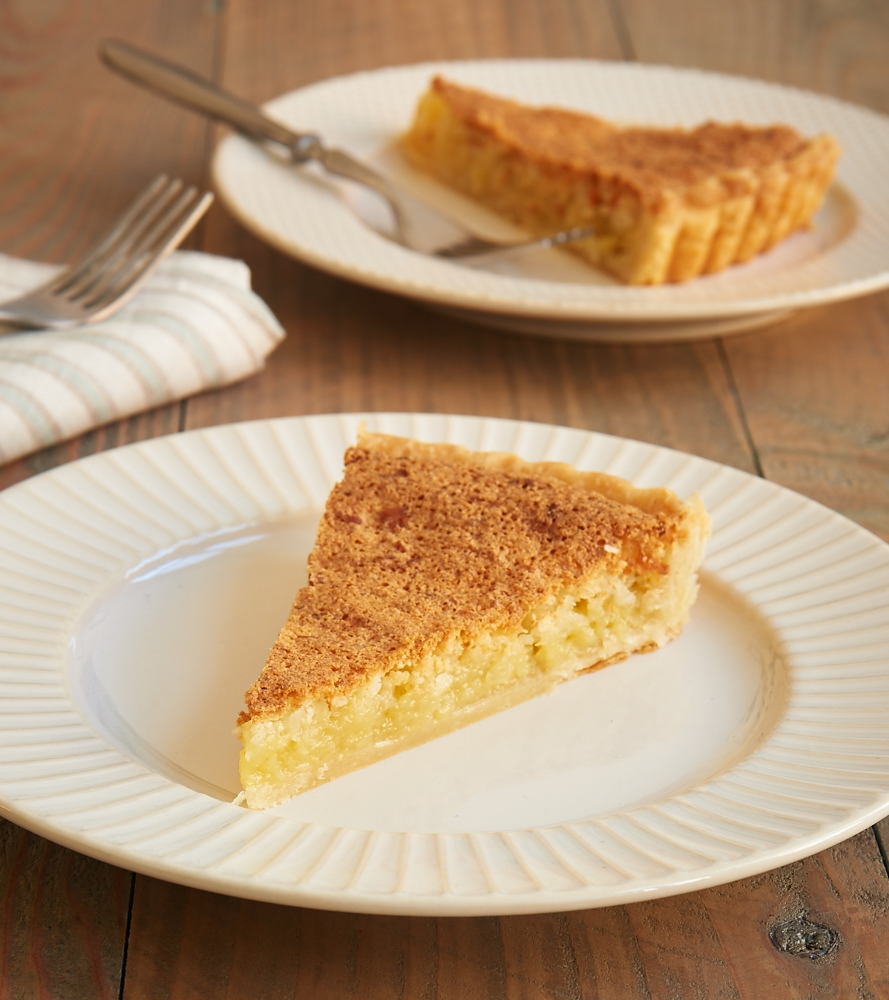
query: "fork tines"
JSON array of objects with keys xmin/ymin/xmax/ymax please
[
  {"xmin": 53, "ymin": 175, "xmax": 213, "ymax": 313},
  {"xmin": 0, "ymin": 174, "xmax": 214, "ymax": 330}
]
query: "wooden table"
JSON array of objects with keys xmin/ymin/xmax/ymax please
[{"xmin": 2, "ymin": 1, "xmax": 889, "ymax": 996}]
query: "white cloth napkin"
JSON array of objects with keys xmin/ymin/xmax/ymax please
[{"xmin": 0, "ymin": 250, "xmax": 285, "ymax": 465}]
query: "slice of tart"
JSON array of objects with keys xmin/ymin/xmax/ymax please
[
  {"xmin": 402, "ymin": 76, "xmax": 840, "ymax": 284},
  {"xmin": 237, "ymin": 430, "xmax": 710, "ymax": 809}
]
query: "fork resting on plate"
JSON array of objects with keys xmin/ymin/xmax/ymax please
[{"xmin": 98, "ymin": 40, "xmax": 595, "ymax": 262}]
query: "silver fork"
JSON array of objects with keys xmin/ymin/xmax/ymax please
[
  {"xmin": 0, "ymin": 175, "xmax": 213, "ymax": 330},
  {"xmin": 99, "ymin": 40, "xmax": 596, "ymax": 262}
]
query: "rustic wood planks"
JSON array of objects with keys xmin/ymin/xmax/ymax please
[{"xmin": 1, "ymin": 0, "xmax": 889, "ymax": 997}]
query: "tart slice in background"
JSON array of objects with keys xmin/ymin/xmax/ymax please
[{"xmin": 402, "ymin": 76, "xmax": 840, "ymax": 284}]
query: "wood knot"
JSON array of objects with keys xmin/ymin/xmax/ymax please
[{"xmin": 769, "ymin": 915, "xmax": 838, "ymax": 959}]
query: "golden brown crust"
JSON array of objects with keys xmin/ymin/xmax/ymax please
[
  {"xmin": 424, "ymin": 76, "xmax": 831, "ymax": 210},
  {"xmin": 242, "ymin": 432, "xmax": 695, "ymax": 721}
]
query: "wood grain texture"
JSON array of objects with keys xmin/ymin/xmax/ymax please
[
  {"xmin": 618, "ymin": 0, "xmax": 889, "ymax": 111},
  {"xmin": 0, "ymin": 819, "xmax": 131, "ymax": 1000},
  {"xmin": 695, "ymin": 830, "xmax": 889, "ymax": 998},
  {"xmin": 121, "ymin": 831, "xmax": 889, "ymax": 1000},
  {"xmin": 0, "ymin": 0, "xmax": 218, "ymax": 264},
  {"xmin": 184, "ymin": 243, "xmax": 756, "ymax": 471},
  {"xmin": 210, "ymin": 0, "xmax": 624, "ymax": 102},
  {"xmin": 724, "ymin": 299, "xmax": 889, "ymax": 541}
]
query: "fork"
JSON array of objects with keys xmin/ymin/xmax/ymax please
[
  {"xmin": 99, "ymin": 40, "xmax": 596, "ymax": 262},
  {"xmin": 0, "ymin": 175, "xmax": 213, "ymax": 330}
]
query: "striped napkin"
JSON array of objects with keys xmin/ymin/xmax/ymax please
[{"xmin": 0, "ymin": 250, "xmax": 284, "ymax": 466}]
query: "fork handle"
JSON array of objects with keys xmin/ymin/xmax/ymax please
[{"xmin": 99, "ymin": 39, "xmax": 323, "ymax": 161}]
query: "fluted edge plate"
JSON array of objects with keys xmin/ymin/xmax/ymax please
[
  {"xmin": 212, "ymin": 60, "xmax": 889, "ymax": 341},
  {"xmin": 1, "ymin": 413, "xmax": 889, "ymax": 916}
]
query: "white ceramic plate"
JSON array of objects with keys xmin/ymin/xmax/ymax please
[
  {"xmin": 2, "ymin": 413, "xmax": 889, "ymax": 916},
  {"xmin": 211, "ymin": 60, "xmax": 889, "ymax": 342}
]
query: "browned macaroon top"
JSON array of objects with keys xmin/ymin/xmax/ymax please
[
  {"xmin": 428, "ymin": 76, "xmax": 814, "ymax": 195},
  {"xmin": 243, "ymin": 439, "xmax": 684, "ymax": 721}
]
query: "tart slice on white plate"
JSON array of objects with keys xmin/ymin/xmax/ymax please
[{"xmin": 237, "ymin": 430, "xmax": 710, "ymax": 809}]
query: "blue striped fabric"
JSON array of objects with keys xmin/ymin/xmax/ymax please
[{"xmin": 0, "ymin": 251, "xmax": 284, "ymax": 464}]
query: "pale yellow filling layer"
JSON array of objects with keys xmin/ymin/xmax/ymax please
[{"xmin": 239, "ymin": 558, "xmax": 699, "ymax": 809}]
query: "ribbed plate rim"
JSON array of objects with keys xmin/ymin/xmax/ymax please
[
  {"xmin": 211, "ymin": 59, "xmax": 889, "ymax": 324},
  {"xmin": 1, "ymin": 412, "xmax": 888, "ymax": 916}
]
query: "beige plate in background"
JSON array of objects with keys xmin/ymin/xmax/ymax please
[
  {"xmin": 211, "ymin": 60, "xmax": 888, "ymax": 342},
  {"xmin": 1, "ymin": 413, "xmax": 889, "ymax": 915}
]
